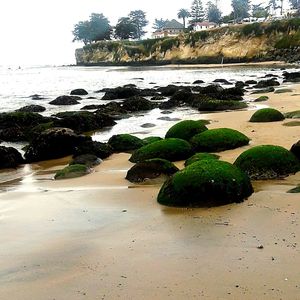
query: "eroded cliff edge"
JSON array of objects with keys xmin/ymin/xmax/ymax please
[{"xmin": 75, "ymin": 21, "xmax": 300, "ymax": 66}]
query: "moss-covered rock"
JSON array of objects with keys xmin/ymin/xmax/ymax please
[
  {"xmin": 287, "ymin": 186, "xmax": 300, "ymax": 193},
  {"xmin": 108, "ymin": 134, "xmax": 144, "ymax": 152},
  {"xmin": 165, "ymin": 120, "xmax": 208, "ymax": 141},
  {"xmin": 291, "ymin": 140, "xmax": 300, "ymax": 161},
  {"xmin": 190, "ymin": 128, "xmax": 250, "ymax": 152},
  {"xmin": 250, "ymin": 108, "xmax": 285, "ymax": 122},
  {"xmin": 142, "ymin": 136, "xmax": 163, "ymax": 145},
  {"xmin": 157, "ymin": 160, "xmax": 253, "ymax": 207},
  {"xmin": 0, "ymin": 146, "xmax": 24, "ymax": 169},
  {"xmin": 234, "ymin": 145, "xmax": 300, "ymax": 179},
  {"xmin": 184, "ymin": 152, "xmax": 220, "ymax": 167},
  {"xmin": 283, "ymin": 121, "xmax": 300, "ymax": 127},
  {"xmin": 254, "ymin": 96, "xmax": 269, "ymax": 102},
  {"xmin": 126, "ymin": 158, "xmax": 179, "ymax": 183},
  {"xmin": 284, "ymin": 110, "xmax": 300, "ymax": 119},
  {"xmin": 130, "ymin": 138, "xmax": 193, "ymax": 163},
  {"xmin": 54, "ymin": 164, "xmax": 90, "ymax": 180},
  {"xmin": 196, "ymin": 100, "xmax": 247, "ymax": 111},
  {"xmin": 73, "ymin": 141, "xmax": 113, "ymax": 159},
  {"xmin": 70, "ymin": 154, "xmax": 102, "ymax": 168}
]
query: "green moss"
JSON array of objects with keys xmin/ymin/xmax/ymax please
[
  {"xmin": 54, "ymin": 164, "xmax": 90, "ymax": 180},
  {"xmin": 234, "ymin": 145, "xmax": 300, "ymax": 179},
  {"xmin": 190, "ymin": 128, "xmax": 250, "ymax": 153},
  {"xmin": 160, "ymin": 37, "xmax": 180, "ymax": 53},
  {"xmin": 254, "ymin": 96, "xmax": 269, "ymax": 102},
  {"xmin": 108, "ymin": 134, "xmax": 144, "ymax": 152},
  {"xmin": 157, "ymin": 160, "xmax": 253, "ymax": 207},
  {"xmin": 184, "ymin": 152, "xmax": 220, "ymax": 167},
  {"xmin": 250, "ymin": 108, "xmax": 285, "ymax": 122},
  {"xmin": 165, "ymin": 120, "xmax": 208, "ymax": 141},
  {"xmin": 287, "ymin": 186, "xmax": 300, "ymax": 193},
  {"xmin": 27, "ymin": 122, "xmax": 54, "ymax": 141},
  {"xmin": 284, "ymin": 110, "xmax": 300, "ymax": 119},
  {"xmin": 142, "ymin": 136, "xmax": 163, "ymax": 145},
  {"xmin": 125, "ymin": 158, "xmax": 179, "ymax": 183},
  {"xmin": 275, "ymin": 31, "xmax": 300, "ymax": 49},
  {"xmin": 283, "ymin": 121, "xmax": 300, "ymax": 127},
  {"xmin": 197, "ymin": 100, "xmax": 248, "ymax": 111},
  {"xmin": 70, "ymin": 154, "xmax": 101, "ymax": 168},
  {"xmin": 130, "ymin": 138, "xmax": 193, "ymax": 163}
]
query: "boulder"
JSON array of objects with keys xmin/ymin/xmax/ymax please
[
  {"xmin": 291, "ymin": 140, "xmax": 300, "ymax": 161},
  {"xmin": 245, "ymin": 80, "xmax": 257, "ymax": 85},
  {"xmin": 254, "ymin": 96, "xmax": 269, "ymax": 102},
  {"xmin": 24, "ymin": 127, "xmax": 90, "ymax": 162},
  {"xmin": 284, "ymin": 110, "xmax": 300, "ymax": 119},
  {"xmin": 0, "ymin": 146, "xmax": 24, "ymax": 169},
  {"xmin": 121, "ymin": 96, "xmax": 155, "ymax": 112},
  {"xmin": 249, "ymin": 108, "xmax": 285, "ymax": 122},
  {"xmin": 196, "ymin": 99, "xmax": 247, "ymax": 111},
  {"xmin": 234, "ymin": 145, "xmax": 300, "ymax": 179},
  {"xmin": 108, "ymin": 134, "xmax": 144, "ymax": 152},
  {"xmin": 17, "ymin": 105, "xmax": 46, "ymax": 113},
  {"xmin": 70, "ymin": 154, "xmax": 102, "ymax": 168},
  {"xmin": 184, "ymin": 152, "xmax": 220, "ymax": 167},
  {"xmin": 142, "ymin": 136, "xmax": 163, "ymax": 145},
  {"xmin": 165, "ymin": 120, "xmax": 208, "ymax": 141},
  {"xmin": 253, "ymin": 79, "xmax": 280, "ymax": 88},
  {"xmin": 126, "ymin": 158, "xmax": 179, "ymax": 183},
  {"xmin": 130, "ymin": 138, "xmax": 193, "ymax": 163},
  {"xmin": 54, "ymin": 164, "xmax": 90, "ymax": 180},
  {"xmin": 157, "ymin": 160, "xmax": 253, "ymax": 207},
  {"xmin": 157, "ymin": 85, "xmax": 181, "ymax": 96},
  {"xmin": 283, "ymin": 71, "xmax": 300, "ymax": 82},
  {"xmin": 193, "ymin": 80, "xmax": 205, "ymax": 84},
  {"xmin": 73, "ymin": 141, "xmax": 113, "ymax": 159},
  {"xmin": 101, "ymin": 86, "xmax": 140, "ymax": 100},
  {"xmin": 49, "ymin": 95, "xmax": 81, "ymax": 105},
  {"xmin": 213, "ymin": 79, "xmax": 232, "ymax": 85},
  {"xmin": 191, "ymin": 128, "xmax": 250, "ymax": 152},
  {"xmin": 70, "ymin": 88, "xmax": 88, "ymax": 96}
]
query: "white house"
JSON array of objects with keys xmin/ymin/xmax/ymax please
[
  {"xmin": 193, "ymin": 21, "xmax": 217, "ymax": 31},
  {"xmin": 152, "ymin": 19, "xmax": 184, "ymax": 39}
]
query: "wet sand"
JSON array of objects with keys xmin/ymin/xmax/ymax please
[{"xmin": 0, "ymin": 83, "xmax": 300, "ymax": 299}]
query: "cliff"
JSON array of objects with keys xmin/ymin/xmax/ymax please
[{"xmin": 75, "ymin": 19, "xmax": 300, "ymax": 66}]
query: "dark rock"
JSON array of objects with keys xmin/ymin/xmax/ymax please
[
  {"xmin": 141, "ymin": 123, "xmax": 156, "ymax": 128},
  {"xmin": 30, "ymin": 94, "xmax": 46, "ymax": 100},
  {"xmin": 253, "ymin": 79, "xmax": 280, "ymax": 89},
  {"xmin": 121, "ymin": 96, "xmax": 155, "ymax": 112},
  {"xmin": 126, "ymin": 158, "xmax": 179, "ymax": 183},
  {"xmin": 282, "ymin": 71, "xmax": 300, "ymax": 82},
  {"xmin": 70, "ymin": 89, "xmax": 88, "ymax": 96},
  {"xmin": 151, "ymin": 96, "xmax": 165, "ymax": 101},
  {"xmin": 70, "ymin": 154, "xmax": 102, "ymax": 168},
  {"xmin": 245, "ymin": 80, "xmax": 257, "ymax": 85},
  {"xmin": 0, "ymin": 146, "xmax": 24, "ymax": 169},
  {"xmin": 95, "ymin": 102, "xmax": 127, "ymax": 116},
  {"xmin": 73, "ymin": 141, "xmax": 113, "ymax": 159},
  {"xmin": 49, "ymin": 95, "xmax": 81, "ymax": 105},
  {"xmin": 17, "ymin": 105, "xmax": 46, "ymax": 113},
  {"xmin": 157, "ymin": 85, "xmax": 182, "ymax": 96},
  {"xmin": 291, "ymin": 140, "xmax": 300, "ymax": 161},
  {"xmin": 193, "ymin": 80, "xmax": 205, "ymax": 84},
  {"xmin": 264, "ymin": 74, "xmax": 279, "ymax": 78},
  {"xmin": 81, "ymin": 105, "xmax": 102, "ymax": 110},
  {"xmin": 235, "ymin": 81, "xmax": 247, "ymax": 89},
  {"xmin": 0, "ymin": 127, "xmax": 26, "ymax": 142},
  {"xmin": 54, "ymin": 111, "xmax": 116, "ymax": 133},
  {"xmin": 157, "ymin": 117, "xmax": 181, "ymax": 121},
  {"xmin": 139, "ymin": 88, "xmax": 158, "ymax": 97},
  {"xmin": 213, "ymin": 79, "xmax": 232, "ymax": 85},
  {"xmin": 101, "ymin": 86, "xmax": 140, "ymax": 100},
  {"xmin": 87, "ymin": 96, "xmax": 97, "ymax": 99},
  {"xmin": 24, "ymin": 127, "xmax": 90, "ymax": 162}
]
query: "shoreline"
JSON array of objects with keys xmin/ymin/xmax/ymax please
[{"xmin": 0, "ymin": 79, "xmax": 300, "ymax": 299}]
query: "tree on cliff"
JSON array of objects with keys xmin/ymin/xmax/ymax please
[
  {"xmin": 190, "ymin": 0, "xmax": 205, "ymax": 24},
  {"xmin": 115, "ymin": 17, "xmax": 137, "ymax": 40},
  {"xmin": 153, "ymin": 18, "xmax": 169, "ymax": 30},
  {"xmin": 73, "ymin": 13, "xmax": 111, "ymax": 44},
  {"xmin": 177, "ymin": 9, "xmax": 190, "ymax": 28},
  {"xmin": 129, "ymin": 10, "xmax": 148, "ymax": 39},
  {"xmin": 252, "ymin": 3, "xmax": 268, "ymax": 18},
  {"xmin": 206, "ymin": 1, "xmax": 222, "ymax": 23},
  {"xmin": 231, "ymin": 0, "xmax": 250, "ymax": 21}
]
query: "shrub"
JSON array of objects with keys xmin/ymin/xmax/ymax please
[
  {"xmin": 250, "ymin": 108, "xmax": 285, "ymax": 122},
  {"xmin": 126, "ymin": 158, "xmax": 179, "ymax": 183},
  {"xmin": 54, "ymin": 164, "xmax": 90, "ymax": 180},
  {"xmin": 275, "ymin": 31, "xmax": 300, "ymax": 49},
  {"xmin": 190, "ymin": 128, "xmax": 250, "ymax": 152},
  {"xmin": 160, "ymin": 38, "xmax": 180, "ymax": 53},
  {"xmin": 234, "ymin": 145, "xmax": 300, "ymax": 179},
  {"xmin": 184, "ymin": 152, "xmax": 220, "ymax": 167},
  {"xmin": 130, "ymin": 138, "xmax": 193, "ymax": 163},
  {"xmin": 157, "ymin": 160, "xmax": 253, "ymax": 207},
  {"xmin": 165, "ymin": 120, "xmax": 208, "ymax": 141},
  {"xmin": 108, "ymin": 134, "xmax": 144, "ymax": 152},
  {"xmin": 242, "ymin": 23, "xmax": 263, "ymax": 36}
]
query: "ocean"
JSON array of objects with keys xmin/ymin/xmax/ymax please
[{"xmin": 0, "ymin": 64, "xmax": 297, "ymax": 147}]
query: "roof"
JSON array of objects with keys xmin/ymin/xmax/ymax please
[
  {"xmin": 163, "ymin": 19, "xmax": 184, "ymax": 29},
  {"xmin": 193, "ymin": 22, "xmax": 217, "ymax": 26}
]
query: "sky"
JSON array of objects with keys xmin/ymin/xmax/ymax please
[{"xmin": 0, "ymin": 0, "xmax": 289, "ymax": 66}]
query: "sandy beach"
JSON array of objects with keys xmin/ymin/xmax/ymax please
[{"xmin": 0, "ymin": 82, "xmax": 300, "ymax": 299}]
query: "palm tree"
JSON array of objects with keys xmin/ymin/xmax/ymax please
[{"xmin": 177, "ymin": 8, "xmax": 190, "ymax": 28}]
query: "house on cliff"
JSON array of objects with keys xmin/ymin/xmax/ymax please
[
  {"xmin": 193, "ymin": 22, "xmax": 217, "ymax": 31},
  {"xmin": 152, "ymin": 19, "xmax": 184, "ymax": 39}
]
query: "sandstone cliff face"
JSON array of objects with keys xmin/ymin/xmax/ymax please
[{"xmin": 75, "ymin": 22, "xmax": 300, "ymax": 65}]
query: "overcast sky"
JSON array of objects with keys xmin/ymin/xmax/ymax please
[{"xmin": 0, "ymin": 0, "xmax": 289, "ymax": 66}]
